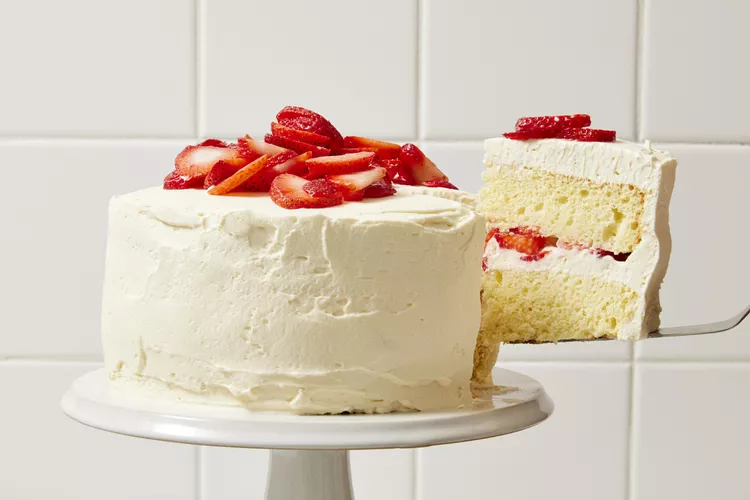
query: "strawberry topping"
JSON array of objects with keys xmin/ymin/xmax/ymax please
[
  {"xmin": 204, "ymin": 160, "xmax": 244, "ymax": 189},
  {"xmin": 163, "ymin": 170, "xmax": 206, "ymax": 190},
  {"xmin": 398, "ymin": 144, "xmax": 448, "ymax": 185},
  {"xmin": 422, "ymin": 179, "xmax": 458, "ymax": 190},
  {"xmin": 303, "ymin": 178, "xmax": 341, "ymax": 199},
  {"xmin": 503, "ymin": 129, "xmax": 557, "ymax": 141},
  {"xmin": 237, "ymin": 134, "xmax": 287, "ymax": 157},
  {"xmin": 276, "ymin": 106, "xmax": 344, "ymax": 148},
  {"xmin": 342, "ymin": 136, "xmax": 401, "ymax": 159},
  {"xmin": 305, "ymin": 151, "xmax": 375, "ymax": 178},
  {"xmin": 207, "ymin": 155, "xmax": 271, "ymax": 196},
  {"xmin": 515, "ymin": 114, "xmax": 591, "ymax": 132},
  {"xmin": 363, "ymin": 176, "xmax": 397, "ymax": 199},
  {"xmin": 270, "ymin": 173, "xmax": 344, "ymax": 209},
  {"xmin": 174, "ymin": 143, "xmax": 249, "ymax": 177},
  {"xmin": 247, "ymin": 151, "xmax": 307, "ymax": 192},
  {"xmin": 265, "ymin": 133, "xmax": 330, "ymax": 157},
  {"xmin": 555, "ymin": 128, "xmax": 616, "ymax": 142},
  {"xmin": 327, "ymin": 167, "xmax": 388, "ymax": 201},
  {"xmin": 271, "ymin": 122, "xmax": 331, "ymax": 147}
]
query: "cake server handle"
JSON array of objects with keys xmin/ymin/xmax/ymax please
[{"xmin": 646, "ymin": 303, "xmax": 750, "ymax": 339}]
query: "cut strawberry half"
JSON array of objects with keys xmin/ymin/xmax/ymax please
[
  {"xmin": 422, "ymin": 179, "xmax": 458, "ymax": 190},
  {"xmin": 515, "ymin": 114, "xmax": 591, "ymax": 132},
  {"xmin": 163, "ymin": 170, "xmax": 206, "ymax": 190},
  {"xmin": 276, "ymin": 106, "xmax": 344, "ymax": 148},
  {"xmin": 237, "ymin": 134, "xmax": 288, "ymax": 157},
  {"xmin": 555, "ymin": 128, "xmax": 616, "ymax": 142},
  {"xmin": 364, "ymin": 176, "xmax": 397, "ymax": 199},
  {"xmin": 271, "ymin": 122, "xmax": 331, "ymax": 147},
  {"xmin": 305, "ymin": 151, "xmax": 375, "ymax": 178},
  {"xmin": 174, "ymin": 142, "xmax": 249, "ymax": 177},
  {"xmin": 204, "ymin": 160, "xmax": 244, "ymax": 189},
  {"xmin": 398, "ymin": 144, "xmax": 447, "ymax": 184},
  {"xmin": 503, "ymin": 129, "xmax": 557, "ymax": 141},
  {"xmin": 208, "ymin": 155, "xmax": 271, "ymax": 195},
  {"xmin": 269, "ymin": 173, "xmax": 344, "ymax": 209},
  {"xmin": 247, "ymin": 151, "xmax": 310, "ymax": 192},
  {"xmin": 265, "ymin": 134, "xmax": 330, "ymax": 157},
  {"xmin": 342, "ymin": 136, "xmax": 401, "ymax": 159},
  {"xmin": 327, "ymin": 167, "xmax": 387, "ymax": 201}
]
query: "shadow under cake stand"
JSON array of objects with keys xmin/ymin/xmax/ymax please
[{"xmin": 61, "ymin": 368, "xmax": 553, "ymax": 500}]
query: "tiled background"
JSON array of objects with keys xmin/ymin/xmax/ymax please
[{"xmin": 1, "ymin": 0, "xmax": 748, "ymax": 498}]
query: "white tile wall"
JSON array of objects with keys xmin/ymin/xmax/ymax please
[{"xmin": 2, "ymin": 0, "xmax": 748, "ymax": 498}]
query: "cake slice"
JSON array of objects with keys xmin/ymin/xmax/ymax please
[{"xmin": 474, "ymin": 116, "xmax": 676, "ymax": 383}]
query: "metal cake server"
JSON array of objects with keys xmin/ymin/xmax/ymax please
[{"xmin": 554, "ymin": 303, "xmax": 750, "ymax": 343}]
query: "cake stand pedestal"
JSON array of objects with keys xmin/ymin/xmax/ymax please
[{"xmin": 61, "ymin": 368, "xmax": 553, "ymax": 500}]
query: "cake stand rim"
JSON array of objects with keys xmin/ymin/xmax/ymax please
[{"xmin": 60, "ymin": 368, "xmax": 553, "ymax": 450}]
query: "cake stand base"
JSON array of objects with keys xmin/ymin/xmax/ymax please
[{"xmin": 61, "ymin": 369, "xmax": 552, "ymax": 500}]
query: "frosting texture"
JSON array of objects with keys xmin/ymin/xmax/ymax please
[{"xmin": 102, "ymin": 186, "xmax": 485, "ymax": 414}]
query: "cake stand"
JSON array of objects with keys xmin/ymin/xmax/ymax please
[{"xmin": 61, "ymin": 368, "xmax": 552, "ymax": 500}]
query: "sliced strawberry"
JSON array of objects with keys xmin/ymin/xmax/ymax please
[
  {"xmin": 377, "ymin": 159, "xmax": 401, "ymax": 179},
  {"xmin": 333, "ymin": 147, "xmax": 379, "ymax": 155},
  {"xmin": 269, "ymin": 173, "xmax": 344, "ymax": 209},
  {"xmin": 555, "ymin": 128, "xmax": 616, "ymax": 142},
  {"xmin": 271, "ymin": 122, "xmax": 331, "ymax": 147},
  {"xmin": 364, "ymin": 176, "xmax": 397, "ymax": 199},
  {"xmin": 247, "ymin": 151, "xmax": 310, "ymax": 192},
  {"xmin": 422, "ymin": 179, "xmax": 458, "ymax": 190},
  {"xmin": 503, "ymin": 129, "xmax": 556, "ymax": 141},
  {"xmin": 342, "ymin": 136, "xmax": 401, "ymax": 159},
  {"xmin": 276, "ymin": 106, "xmax": 344, "ymax": 147},
  {"xmin": 174, "ymin": 143, "xmax": 249, "ymax": 177},
  {"xmin": 327, "ymin": 167, "xmax": 387, "ymax": 201},
  {"xmin": 398, "ymin": 144, "xmax": 447, "ymax": 184},
  {"xmin": 196, "ymin": 138, "xmax": 229, "ymax": 148},
  {"xmin": 237, "ymin": 134, "xmax": 288, "ymax": 157},
  {"xmin": 265, "ymin": 134, "xmax": 330, "ymax": 157},
  {"xmin": 303, "ymin": 178, "xmax": 341, "ymax": 199},
  {"xmin": 163, "ymin": 170, "xmax": 206, "ymax": 190},
  {"xmin": 493, "ymin": 227, "xmax": 548, "ymax": 256},
  {"xmin": 515, "ymin": 114, "xmax": 591, "ymax": 132},
  {"xmin": 305, "ymin": 151, "xmax": 375, "ymax": 178},
  {"xmin": 208, "ymin": 155, "xmax": 271, "ymax": 195},
  {"xmin": 204, "ymin": 160, "xmax": 244, "ymax": 189}
]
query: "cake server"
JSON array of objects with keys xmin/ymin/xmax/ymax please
[{"xmin": 548, "ymin": 303, "xmax": 750, "ymax": 343}]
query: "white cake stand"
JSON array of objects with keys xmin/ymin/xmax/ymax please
[{"xmin": 61, "ymin": 368, "xmax": 552, "ymax": 500}]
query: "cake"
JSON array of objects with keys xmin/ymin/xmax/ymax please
[
  {"xmin": 101, "ymin": 106, "xmax": 486, "ymax": 414},
  {"xmin": 473, "ymin": 115, "xmax": 677, "ymax": 384}
]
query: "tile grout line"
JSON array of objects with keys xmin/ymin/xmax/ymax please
[
  {"xmin": 626, "ymin": 360, "xmax": 639, "ymax": 500},
  {"xmin": 635, "ymin": 0, "xmax": 645, "ymax": 141},
  {"xmin": 195, "ymin": 0, "xmax": 205, "ymax": 138},
  {"xmin": 416, "ymin": 0, "xmax": 426, "ymax": 141}
]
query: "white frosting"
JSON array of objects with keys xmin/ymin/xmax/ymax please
[
  {"xmin": 484, "ymin": 137, "xmax": 675, "ymax": 191},
  {"xmin": 482, "ymin": 137, "xmax": 677, "ymax": 339},
  {"xmin": 102, "ymin": 186, "xmax": 485, "ymax": 414}
]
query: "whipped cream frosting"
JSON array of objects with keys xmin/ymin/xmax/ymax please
[
  {"xmin": 102, "ymin": 186, "xmax": 485, "ymax": 414},
  {"xmin": 482, "ymin": 138, "xmax": 677, "ymax": 339},
  {"xmin": 484, "ymin": 137, "xmax": 675, "ymax": 191}
]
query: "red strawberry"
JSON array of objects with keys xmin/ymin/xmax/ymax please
[
  {"xmin": 163, "ymin": 170, "xmax": 205, "ymax": 190},
  {"xmin": 503, "ymin": 129, "xmax": 556, "ymax": 141},
  {"xmin": 305, "ymin": 151, "xmax": 375, "ymax": 178},
  {"xmin": 208, "ymin": 155, "xmax": 271, "ymax": 195},
  {"xmin": 342, "ymin": 136, "xmax": 401, "ymax": 159},
  {"xmin": 493, "ymin": 227, "xmax": 548, "ymax": 256},
  {"xmin": 377, "ymin": 159, "xmax": 401, "ymax": 179},
  {"xmin": 247, "ymin": 151, "xmax": 311, "ymax": 192},
  {"xmin": 174, "ymin": 143, "xmax": 249, "ymax": 177},
  {"xmin": 555, "ymin": 128, "xmax": 616, "ymax": 142},
  {"xmin": 327, "ymin": 167, "xmax": 387, "ymax": 201},
  {"xmin": 364, "ymin": 176, "xmax": 397, "ymax": 199},
  {"xmin": 265, "ymin": 134, "xmax": 330, "ymax": 157},
  {"xmin": 204, "ymin": 160, "xmax": 244, "ymax": 188},
  {"xmin": 269, "ymin": 173, "xmax": 344, "ymax": 209},
  {"xmin": 303, "ymin": 178, "xmax": 341, "ymax": 198},
  {"xmin": 398, "ymin": 144, "xmax": 447, "ymax": 184},
  {"xmin": 196, "ymin": 138, "xmax": 229, "ymax": 148},
  {"xmin": 271, "ymin": 122, "xmax": 331, "ymax": 147},
  {"xmin": 276, "ymin": 106, "xmax": 344, "ymax": 147},
  {"xmin": 422, "ymin": 179, "xmax": 458, "ymax": 190},
  {"xmin": 515, "ymin": 114, "xmax": 591, "ymax": 132},
  {"xmin": 237, "ymin": 134, "xmax": 288, "ymax": 157}
]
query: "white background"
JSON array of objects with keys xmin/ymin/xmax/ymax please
[{"xmin": 1, "ymin": 0, "xmax": 749, "ymax": 499}]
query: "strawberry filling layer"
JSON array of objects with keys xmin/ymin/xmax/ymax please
[{"xmin": 483, "ymin": 227, "xmax": 630, "ymax": 271}]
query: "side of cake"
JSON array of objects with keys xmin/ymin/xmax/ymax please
[{"xmin": 475, "ymin": 115, "xmax": 676, "ymax": 383}]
